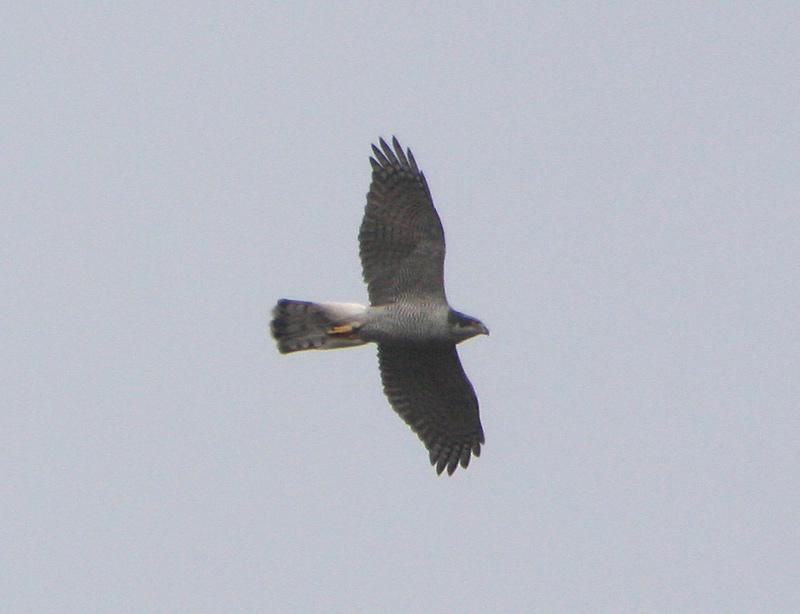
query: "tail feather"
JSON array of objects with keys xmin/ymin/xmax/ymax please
[{"xmin": 270, "ymin": 299, "xmax": 368, "ymax": 353}]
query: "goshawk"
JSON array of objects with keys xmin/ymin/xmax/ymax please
[{"xmin": 271, "ymin": 137, "xmax": 488, "ymax": 475}]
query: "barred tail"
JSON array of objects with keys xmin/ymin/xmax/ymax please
[{"xmin": 270, "ymin": 299, "xmax": 368, "ymax": 354}]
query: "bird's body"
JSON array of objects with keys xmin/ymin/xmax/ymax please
[{"xmin": 271, "ymin": 137, "xmax": 488, "ymax": 475}]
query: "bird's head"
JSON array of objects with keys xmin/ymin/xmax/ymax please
[{"xmin": 448, "ymin": 310, "xmax": 490, "ymax": 343}]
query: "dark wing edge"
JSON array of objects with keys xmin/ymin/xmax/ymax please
[
  {"xmin": 377, "ymin": 343, "xmax": 484, "ymax": 475},
  {"xmin": 358, "ymin": 137, "xmax": 447, "ymax": 305}
]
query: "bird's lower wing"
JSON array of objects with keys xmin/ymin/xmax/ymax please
[{"xmin": 377, "ymin": 344, "xmax": 484, "ymax": 475}]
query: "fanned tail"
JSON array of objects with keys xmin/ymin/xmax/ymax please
[{"xmin": 270, "ymin": 299, "xmax": 368, "ymax": 354}]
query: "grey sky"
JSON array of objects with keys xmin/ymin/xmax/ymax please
[{"xmin": 3, "ymin": 3, "xmax": 799, "ymax": 612}]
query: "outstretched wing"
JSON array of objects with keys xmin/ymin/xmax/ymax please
[
  {"xmin": 359, "ymin": 137, "xmax": 447, "ymax": 306},
  {"xmin": 377, "ymin": 344, "xmax": 484, "ymax": 475}
]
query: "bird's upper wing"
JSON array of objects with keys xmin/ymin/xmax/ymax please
[
  {"xmin": 377, "ymin": 343, "xmax": 484, "ymax": 475},
  {"xmin": 359, "ymin": 137, "xmax": 446, "ymax": 306}
]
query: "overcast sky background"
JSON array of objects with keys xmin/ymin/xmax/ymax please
[{"xmin": 3, "ymin": 3, "xmax": 799, "ymax": 612}]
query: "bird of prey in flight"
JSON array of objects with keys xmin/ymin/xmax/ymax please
[{"xmin": 271, "ymin": 137, "xmax": 488, "ymax": 475}]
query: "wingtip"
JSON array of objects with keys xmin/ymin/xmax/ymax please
[
  {"xmin": 429, "ymin": 443, "xmax": 480, "ymax": 476},
  {"xmin": 391, "ymin": 135, "xmax": 403, "ymax": 156}
]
